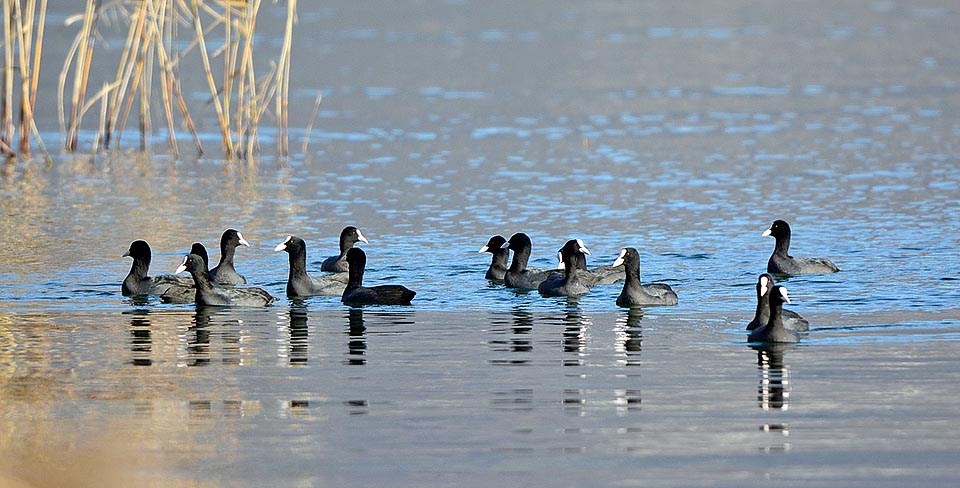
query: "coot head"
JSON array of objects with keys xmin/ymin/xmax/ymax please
[
  {"xmin": 762, "ymin": 219, "xmax": 791, "ymax": 239},
  {"xmin": 479, "ymin": 235, "xmax": 507, "ymax": 254},
  {"xmin": 502, "ymin": 232, "xmax": 532, "ymax": 251},
  {"xmin": 123, "ymin": 240, "xmax": 151, "ymax": 260},
  {"xmin": 274, "ymin": 235, "xmax": 306, "ymax": 254},
  {"xmin": 222, "ymin": 228, "xmax": 251, "ymax": 248},
  {"xmin": 175, "ymin": 253, "xmax": 207, "ymax": 276}
]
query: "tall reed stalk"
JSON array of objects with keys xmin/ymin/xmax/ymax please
[
  {"xmin": 57, "ymin": 0, "xmax": 297, "ymax": 160},
  {"xmin": 1, "ymin": 0, "xmax": 49, "ymax": 161}
]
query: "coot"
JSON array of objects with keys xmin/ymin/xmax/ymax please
[
  {"xmin": 748, "ymin": 285, "xmax": 800, "ymax": 343},
  {"xmin": 209, "ymin": 228, "xmax": 251, "ymax": 285},
  {"xmin": 175, "ymin": 253, "xmax": 276, "ymax": 307},
  {"xmin": 611, "ymin": 248, "xmax": 678, "ymax": 307},
  {"xmin": 746, "ymin": 274, "xmax": 809, "ymax": 332},
  {"xmin": 538, "ymin": 239, "xmax": 591, "ymax": 297},
  {"xmin": 159, "ymin": 242, "xmax": 209, "ymax": 304},
  {"xmin": 121, "ymin": 240, "xmax": 192, "ymax": 296},
  {"xmin": 478, "ymin": 235, "xmax": 509, "ymax": 281},
  {"xmin": 275, "ymin": 235, "xmax": 348, "ymax": 297},
  {"xmin": 320, "ymin": 226, "xmax": 369, "ymax": 273},
  {"xmin": 763, "ymin": 219, "xmax": 839, "ymax": 275},
  {"xmin": 501, "ymin": 233, "xmax": 559, "ymax": 289},
  {"xmin": 341, "ymin": 247, "xmax": 416, "ymax": 305}
]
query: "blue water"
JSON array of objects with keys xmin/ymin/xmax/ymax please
[{"xmin": 1, "ymin": 0, "xmax": 959, "ymax": 486}]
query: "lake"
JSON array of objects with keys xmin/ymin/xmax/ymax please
[{"xmin": 1, "ymin": 0, "xmax": 959, "ymax": 486}]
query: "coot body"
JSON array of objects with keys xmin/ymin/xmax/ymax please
[{"xmin": 341, "ymin": 247, "xmax": 416, "ymax": 305}]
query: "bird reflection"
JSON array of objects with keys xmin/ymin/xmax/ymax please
[
  {"xmin": 614, "ymin": 308, "xmax": 643, "ymax": 367},
  {"xmin": 487, "ymin": 308, "xmax": 534, "ymax": 365},
  {"xmin": 509, "ymin": 307, "xmax": 534, "ymax": 353},
  {"xmin": 345, "ymin": 308, "xmax": 367, "ymax": 365},
  {"xmin": 126, "ymin": 309, "xmax": 153, "ymax": 366},
  {"xmin": 185, "ymin": 307, "xmax": 214, "ymax": 367},
  {"xmin": 561, "ymin": 302, "xmax": 589, "ymax": 365},
  {"xmin": 288, "ymin": 306, "xmax": 309, "ymax": 365},
  {"xmin": 753, "ymin": 344, "xmax": 794, "ymax": 411}
]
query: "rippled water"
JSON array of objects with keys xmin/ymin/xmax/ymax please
[{"xmin": 2, "ymin": 0, "xmax": 960, "ymax": 486}]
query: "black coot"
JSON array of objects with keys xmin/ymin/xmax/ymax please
[
  {"xmin": 748, "ymin": 285, "xmax": 800, "ymax": 343},
  {"xmin": 478, "ymin": 235, "xmax": 509, "ymax": 281},
  {"xmin": 341, "ymin": 247, "xmax": 416, "ymax": 305},
  {"xmin": 160, "ymin": 242, "xmax": 209, "ymax": 304},
  {"xmin": 501, "ymin": 233, "xmax": 559, "ymax": 289},
  {"xmin": 554, "ymin": 241, "xmax": 624, "ymax": 286},
  {"xmin": 321, "ymin": 226, "xmax": 369, "ymax": 273},
  {"xmin": 746, "ymin": 274, "xmax": 809, "ymax": 332},
  {"xmin": 122, "ymin": 240, "xmax": 192, "ymax": 296},
  {"xmin": 209, "ymin": 228, "xmax": 250, "ymax": 285},
  {"xmin": 175, "ymin": 253, "xmax": 276, "ymax": 307},
  {"xmin": 538, "ymin": 239, "xmax": 591, "ymax": 297},
  {"xmin": 275, "ymin": 235, "xmax": 348, "ymax": 297},
  {"xmin": 612, "ymin": 248, "xmax": 678, "ymax": 307},
  {"xmin": 763, "ymin": 219, "xmax": 839, "ymax": 275}
]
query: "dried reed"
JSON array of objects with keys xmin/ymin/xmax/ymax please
[
  {"xmin": 55, "ymin": 0, "xmax": 297, "ymax": 159},
  {"xmin": 0, "ymin": 0, "xmax": 50, "ymax": 161}
]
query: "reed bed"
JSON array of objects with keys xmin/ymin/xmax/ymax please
[
  {"xmin": 2, "ymin": 0, "xmax": 296, "ymax": 161},
  {"xmin": 1, "ymin": 0, "xmax": 49, "ymax": 160}
]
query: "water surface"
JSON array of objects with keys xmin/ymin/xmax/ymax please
[{"xmin": 1, "ymin": 0, "xmax": 959, "ymax": 486}]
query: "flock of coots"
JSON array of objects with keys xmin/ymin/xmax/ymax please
[{"xmin": 123, "ymin": 219, "xmax": 838, "ymax": 343}]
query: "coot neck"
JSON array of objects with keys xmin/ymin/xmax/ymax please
[
  {"xmin": 491, "ymin": 247, "xmax": 510, "ymax": 271},
  {"xmin": 189, "ymin": 266, "xmax": 215, "ymax": 293},
  {"xmin": 773, "ymin": 230, "xmax": 791, "ymax": 257},
  {"xmin": 339, "ymin": 234, "xmax": 354, "ymax": 255},
  {"xmin": 624, "ymin": 255, "xmax": 642, "ymax": 287},
  {"xmin": 129, "ymin": 256, "xmax": 150, "ymax": 279},
  {"xmin": 562, "ymin": 252, "xmax": 581, "ymax": 286},
  {"xmin": 766, "ymin": 293, "xmax": 785, "ymax": 332},
  {"xmin": 287, "ymin": 245, "xmax": 309, "ymax": 281},
  {"xmin": 753, "ymin": 284, "xmax": 771, "ymax": 325},
  {"xmin": 219, "ymin": 240, "xmax": 236, "ymax": 266},
  {"xmin": 346, "ymin": 258, "xmax": 365, "ymax": 290},
  {"xmin": 509, "ymin": 245, "xmax": 531, "ymax": 273}
]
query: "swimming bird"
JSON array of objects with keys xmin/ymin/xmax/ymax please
[
  {"xmin": 320, "ymin": 226, "xmax": 369, "ymax": 273},
  {"xmin": 342, "ymin": 247, "xmax": 416, "ymax": 305},
  {"xmin": 747, "ymin": 274, "xmax": 809, "ymax": 332},
  {"xmin": 538, "ymin": 239, "xmax": 591, "ymax": 297},
  {"xmin": 556, "ymin": 241, "xmax": 624, "ymax": 286},
  {"xmin": 209, "ymin": 228, "xmax": 251, "ymax": 285},
  {"xmin": 121, "ymin": 240, "xmax": 192, "ymax": 296},
  {"xmin": 275, "ymin": 235, "xmax": 348, "ymax": 297},
  {"xmin": 763, "ymin": 219, "xmax": 839, "ymax": 275},
  {"xmin": 175, "ymin": 253, "xmax": 276, "ymax": 307},
  {"xmin": 501, "ymin": 233, "xmax": 559, "ymax": 289},
  {"xmin": 159, "ymin": 242, "xmax": 210, "ymax": 304},
  {"xmin": 478, "ymin": 235, "xmax": 509, "ymax": 281},
  {"xmin": 748, "ymin": 285, "xmax": 800, "ymax": 343},
  {"xmin": 611, "ymin": 248, "xmax": 678, "ymax": 307}
]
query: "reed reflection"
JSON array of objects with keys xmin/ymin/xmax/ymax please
[{"xmin": 126, "ymin": 309, "xmax": 152, "ymax": 366}]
